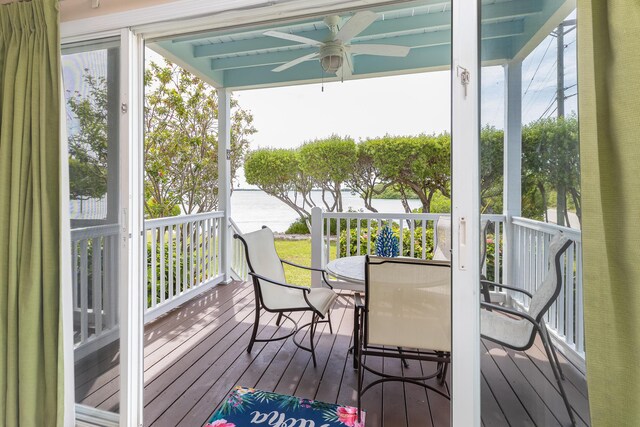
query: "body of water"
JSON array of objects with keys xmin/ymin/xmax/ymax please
[{"xmin": 231, "ymin": 190, "xmax": 421, "ymax": 233}]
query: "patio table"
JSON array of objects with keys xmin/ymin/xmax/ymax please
[{"xmin": 324, "ymin": 255, "xmax": 366, "ymax": 292}]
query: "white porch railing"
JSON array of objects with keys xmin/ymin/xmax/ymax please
[
  {"xmin": 312, "ymin": 209, "xmax": 506, "ymax": 284},
  {"xmin": 144, "ymin": 211, "xmax": 225, "ymax": 323},
  {"xmin": 71, "ymin": 224, "xmax": 120, "ymax": 361},
  {"xmin": 72, "ymin": 211, "xmax": 227, "ymax": 359},
  {"xmin": 229, "ymin": 218, "xmax": 249, "ymax": 281},
  {"xmin": 510, "ymin": 216, "xmax": 584, "ymax": 369}
]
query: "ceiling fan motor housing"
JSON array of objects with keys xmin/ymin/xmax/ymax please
[{"xmin": 320, "ymin": 41, "xmax": 344, "ymax": 73}]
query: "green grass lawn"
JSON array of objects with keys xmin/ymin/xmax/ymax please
[{"xmin": 274, "ymin": 238, "xmax": 335, "ymax": 287}]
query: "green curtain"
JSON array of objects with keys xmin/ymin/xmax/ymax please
[
  {"xmin": 0, "ymin": 1, "xmax": 63, "ymax": 426},
  {"xmin": 578, "ymin": 1, "xmax": 640, "ymax": 425}
]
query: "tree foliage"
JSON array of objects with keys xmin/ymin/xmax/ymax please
[
  {"xmin": 365, "ymin": 134, "xmax": 451, "ymax": 213},
  {"xmin": 144, "ymin": 60, "xmax": 256, "ymax": 217},
  {"xmin": 67, "ymin": 73, "xmax": 109, "ymax": 201},
  {"xmin": 299, "ymin": 135, "xmax": 356, "ymax": 212},
  {"xmin": 244, "ymin": 148, "xmax": 314, "ymax": 227}
]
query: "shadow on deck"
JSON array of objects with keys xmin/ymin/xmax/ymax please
[{"xmin": 75, "ymin": 280, "xmax": 590, "ymax": 427}]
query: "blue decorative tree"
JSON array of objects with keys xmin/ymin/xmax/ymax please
[{"xmin": 375, "ymin": 225, "xmax": 399, "ymax": 257}]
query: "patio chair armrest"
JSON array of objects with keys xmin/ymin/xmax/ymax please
[
  {"xmin": 354, "ymin": 293, "xmax": 364, "ymax": 310},
  {"xmin": 280, "ymin": 258, "xmax": 323, "ymax": 272},
  {"xmin": 247, "ymin": 271, "xmax": 310, "ymax": 293},
  {"xmin": 280, "ymin": 259, "xmax": 334, "ymax": 289},
  {"xmin": 480, "ymin": 301, "xmax": 537, "ymax": 325},
  {"xmin": 480, "ymin": 280, "xmax": 533, "ymax": 299}
]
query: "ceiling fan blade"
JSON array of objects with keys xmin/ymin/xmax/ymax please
[
  {"xmin": 335, "ymin": 11, "xmax": 378, "ymax": 43},
  {"xmin": 263, "ymin": 30, "xmax": 323, "ymax": 47},
  {"xmin": 272, "ymin": 52, "xmax": 319, "ymax": 72},
  {"xmin": 349, "ymin": 44, "xmax": 410, "ymax": 57}
]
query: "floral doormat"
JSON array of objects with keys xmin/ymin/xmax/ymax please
[{"xmin": 206, "ymin": 386, "xmax": 365, "ymax": 427}]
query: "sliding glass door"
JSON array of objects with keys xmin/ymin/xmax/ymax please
[{"xmin": 62, "ymin": 30, "xmax": 144, "ymax": 427}]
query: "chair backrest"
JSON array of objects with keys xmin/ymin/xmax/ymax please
[
  {"xmin": 235, "ymin": 227, "xmax": 288, "ymax": 309},
  {"xmin": 365, "ymin": 256, "xmax": 451, "ymax": 352},
  {"xmin": 479, "ymin": 219, "xmax": 490, "ymax": 269},
  {"xmin": 527, "ymin": 233, "xmax": 573, "ymax": 322},
  {"xmin": 433, "ymin": 216, "xmax": 451, "ymax": 261}
]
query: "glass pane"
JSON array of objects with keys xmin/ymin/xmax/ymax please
[
  {"xmin": 480, "ymin": 4, "xmax": 586, "ymax": 427},
  {"xmin": 62, "ymin": 39, "xmax": 121, "ymax": 416}
]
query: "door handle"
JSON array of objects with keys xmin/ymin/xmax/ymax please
[{"xmin": 459, "ymin": 216, "xmax": 467, "ymax": 270}]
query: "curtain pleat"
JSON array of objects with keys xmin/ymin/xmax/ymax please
[
  {"xmin": 0, "ymin": 1, "xmax": 62, "ymax": 426},
  {"xmin": 578, "ymin": 1, "xmax": 640, "ymax": 425}
]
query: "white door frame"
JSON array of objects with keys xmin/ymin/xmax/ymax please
[
  {"xmin": 118, "ymin": 28, "xmax": 145, "ymax": 427},
  {"xmin": 451, "ymin": 2, "xmax": 481, "ymax": 427},
  {"xmin": 61, "ymin": 1, "xmax": 484, "ymax": 425}
]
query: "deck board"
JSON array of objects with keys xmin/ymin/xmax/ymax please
[{"xmin": 74, "ymin": 280, "xmax": 590, "ymax": 426}]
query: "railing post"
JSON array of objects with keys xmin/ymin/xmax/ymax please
[
  {"xmin": 218, "ymin": 88, "xmax": 232, "ymax": 284},
  {"xmin": 311, "ymin": 207, "xmax": 323, "ymax": 288}
]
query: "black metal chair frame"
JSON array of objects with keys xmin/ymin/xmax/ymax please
[
  {"xmin": 354, "ymin": 256, "xmax": 451, "ymax": 422},
  {"xmin": 480, "ymin": 237, "xmax": 576, "ymax": 426},
  {"xmin": 233, "ymin": 228, "xmax": 335, "ymax": 367}
]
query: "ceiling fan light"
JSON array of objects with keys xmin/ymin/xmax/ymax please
[{"xmin": 321, "ymin": 54, "xmax": 343, "ymax": 73}]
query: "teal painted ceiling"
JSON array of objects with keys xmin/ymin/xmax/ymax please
[{"xmin": 149, "ymin": 0, "xmax": 570, "ymax": 90}]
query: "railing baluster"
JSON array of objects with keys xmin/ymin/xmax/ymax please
[
  {"xmin": 399, "ymin": 218, "xmax": 404, "ymax": 256},
  {"xmin": 336, "ymin": 218, "xmax": 341, "ymax": 259},
  {"xmin": 168, "ymin": 224, "xmax": 174, "ymax": 300},
  {"xmin": 356, "ymin": 218, "xmax": 361, "ymax": 256},
  {"xmin": 346, "ymin": 217, "xmax": 351, "ymax": 257},
  {"xmin": 564, "ymin": 243, "xmax": 574, "ymax": 341},
  {"xmin": 176, "ymin": 223, "xmax": 181, "ymax": 295},
  {"xmin": 104, "ymin": 235, "xmax": 112, "ymax": 329},
  {"xmin": 367, "ymin": 219, "xmax": 372, "ymax": 255},
  {"xmin": 80, "ymin": 239, "xmax": 89, "ymax": 343},
  {"xmin": 151, "ymin": 227, "xmax": 157, "ymax": 307},
  {"xmin": 576, "ymin": 242, "xmax": 584, "ymax": 353},
  {"xmin": 92, "ymin": 236, "xmax": 103, "ymax": 336},
  {"xmin": 183, "ymin": 222, "xmax": 188, "ymax": 293},
  {"xmin": 409, "ymin": 219, "xmax": 415, "ymax": 258},
  {"xmin": 72, "ymin": 242, "xmax": 78, "ymax": 311},
  {"xmin": 160, "ymin": 225, "xmax": 166, "ymax": 304},
  {"xmin": 422, "ymin": 220, "xmax": 427, "ymax": 260}
]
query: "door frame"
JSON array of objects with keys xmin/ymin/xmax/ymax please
[
  {"xmin": 61, "ymin": 1, "xmax": 483, "ymax": 426},
  {"xmin": 451, "ymin": 2, "xmax": 481, "ymax": 426}
]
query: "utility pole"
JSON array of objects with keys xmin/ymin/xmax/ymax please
[
  {"xmin": 553, "ymin": 19, "xmax": 576, "ymax": 227},
  {"xmin": 555, "ymin": 22, "xmax": 566, "ymax": 226},
  {"xmin": 556, "ymin": 22, "xmax": 565, "ymax": 119}
]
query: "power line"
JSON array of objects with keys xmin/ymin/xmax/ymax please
[{"xmin": 523, "ymin": 37, "xmax": 555, "ymax": 97}]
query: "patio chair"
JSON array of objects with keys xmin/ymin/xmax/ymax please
[
  {"xmin": 433, "ymin": 216, "xmax": 451, "ymax": 261},
  {"xmin": 480, "ymin": 232, "xmax": 575, "ymax": 426},
  {"xmin": 355, "ymin": 256, "xmax": 451, "ymax": 421},
  {"xmin": 234, "ymin": 226, "xmax": 338, "ymax": 367}
]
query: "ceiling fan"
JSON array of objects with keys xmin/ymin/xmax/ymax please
[{"xmin": 263, "ymin": 11, "xmax": 410, "ymax": 77}]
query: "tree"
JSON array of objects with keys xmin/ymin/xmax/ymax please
[
  {"xmin": 244, "ymin": 148, "xmax": 314, "ymax": 228},
  {"xmin": 347, "ymin": 139, "xmax": 391, "ymax": 213},
  {"xmin": 479, "ymin": 126, "xmax": 504, "ymax": 214},
  {"xmin": 66, "ymin": 73, "xmax": 109, "ymax": 202},
  {"xmin": 367, "ymin": 134, "xmax": 450, "ymax": 213},
  {"xmin": 299, "ymin": 135, "xmax": 357, "ymax": 212},
  {"xmin": 144, "ymin": 60, "xmax": 256, "ymax": 218},
  {"xmin": 522, "ymin": 116, "xmax": 580, "ymax": 225}
]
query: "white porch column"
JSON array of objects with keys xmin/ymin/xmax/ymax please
[
  {"xmin": 311, "ymin": 206, "xmax": 323, "ymax": 288},
  {"xmin": 503, "ymin": 61, "xmax": 522, "ymax": 286},
  {"xmin": 218, "ymin": 88, "xmax": 232, "ymax": 283}
]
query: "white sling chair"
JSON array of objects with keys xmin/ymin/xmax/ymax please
[
  {"xmin": 355, "ymin": 256, "xmax": 451, "ymax": 422},
  {"xmin": 234, "ymin": 227, "xmax": 338, "ymax": 366},
  {"xmin": 481, "ymin": 233, "xmax": 575, "ymax": 426}
]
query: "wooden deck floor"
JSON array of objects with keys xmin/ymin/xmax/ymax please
[{"xmin": 76, "ymin": 280, "xmax": 590, "ymax": 427}]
